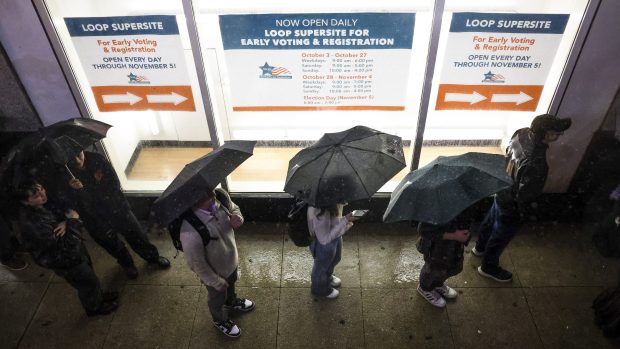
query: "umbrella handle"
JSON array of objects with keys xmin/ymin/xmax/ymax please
[{"xmin": 65, "ymin": 164, "xmax": 76, "ymax": 179}]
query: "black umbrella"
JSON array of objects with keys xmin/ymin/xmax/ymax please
[
  {"xmin": 151, "ymin": 140, "xmax": 256, "ymax": 225},
  {"xmin": 41, "ymin": 118, "xmax": 113, "ymax": 166},
  {"xmin": 284, "ymin": 125, "xmax": 406, "ymax": 207},
  {"xmin": 0, "ymin": 118, "xmax": 111, "ymax": 187},
  {"xmin": 383, "ymin": 152, "xmax": 512, "ymax": 225}
]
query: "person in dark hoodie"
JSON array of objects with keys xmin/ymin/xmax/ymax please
[
  {"xmin": 472, "ymin": 114, "xmax": 572, "ymax": 282},
  {"xmin": 66, "ymin": 151, "xmax": 170, "ymax": 279},
  {"xmin": 416, "ymin": 209, "xmax": 473, "ymax": 308},
  {"xmin": 16, "ymin": 180, "xmax": 118, "ymax": 316}
]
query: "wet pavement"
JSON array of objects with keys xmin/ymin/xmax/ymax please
[{"xmin": 2, "ymin": 221, "xmax": 620, "ymax": 348}]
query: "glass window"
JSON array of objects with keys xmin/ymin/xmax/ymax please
[
  {"xmin": 191, "ymin": 0, "xmax": 435, "ymax": 192},
  {"xmin": 41, "ymin": 0, "xmax": 211, "ymax": 191},
  {"xmin": 419, "ymin": 0, "xmax": 589, "ymax": 165},
  {"xmin": 38, "ymin": 0, "xmax": 591, "ymax": 194}
]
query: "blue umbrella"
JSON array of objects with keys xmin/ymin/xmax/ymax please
[{"xmin": 383, "ymin": 152, "xmax": 512, "ymax": 225}]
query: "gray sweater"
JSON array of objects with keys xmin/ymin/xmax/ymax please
[{"xmin": 180, "ymin": 200, "xmax": 243, "ymax": 289}]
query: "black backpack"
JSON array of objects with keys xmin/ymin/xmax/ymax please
[
  {"xmin": 168, "ymin": 188, "xmax": 232, "ymax": 252},
  {"xmin": 286, "ymin": 200, "xmax": 313, "ymax": 247}
]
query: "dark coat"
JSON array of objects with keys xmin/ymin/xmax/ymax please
[
  {"xmin": 18, "ymin": 205, "xmax": 85, "ymax": 269},
  {"xmin": 416, "ymin": 217, "xmax": 471, "ymax": 255},
  {"xmin": 68, "ymin": 151, "xmax": 130, "ymax": 231},
  {"xmin": 496, "ymin": 128, "xmax": 549, "ymax": 220}
]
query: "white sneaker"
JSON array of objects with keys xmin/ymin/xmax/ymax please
[
  {"xmin": 325, "ymin": 288, "xmax": 340, "ymax": 299},
  {"xmin": 417, "ymin": 285, "xmax": 446, "ymax": 308},
  {"xmin": 435, "ymin": 285, "xmax": 458, "ymax": 299},
  {"xmin": 471, "ymin": 246, "xmax": 485, "ymax": 257},
  {"xmin": 213, "ymin": 319, "xmax": 241, "ymax": 338},
  {"xmin": 225, "ymin": 298, "xmax": 255, "ymax": 312},
  {"xmin": 330, "ymin": 275, "xmax": 342, "ymax": 288}
]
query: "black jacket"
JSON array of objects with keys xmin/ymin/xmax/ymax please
[
  {"xmin": 497, "ymin": 128, "xmax": 549, "ymax": 219},
  {"xmin": 68, "ymin": 151, "xmax": 130, "ymax": 230},
  {"xmin": 18, "ymin": 205, "xmax": 85, "ymax": 269}
]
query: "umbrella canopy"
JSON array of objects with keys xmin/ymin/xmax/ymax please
[
  {"xmin": 40, "ymin": 118, "xmax": 113, "ymax": 164},
  {"xmin": 0, "ymin": 118, "xmax": 111, "ymax": 187},
  {"xmin": 383, "ymin": 152, "xmax": 512, "ymax": 225},
  {"xmin": 284, "ymin": 125, "xmax": 406, "ymax": 207},
  {"xmin": 151, "ymin": 140, "xmax": 256, "ymax": 225}
]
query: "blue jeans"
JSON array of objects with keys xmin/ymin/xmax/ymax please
[
  {"xmin": 475, "ymin": 198, "xmax": 520, "ymax": 270},
  {"xmin": 309, "ymin": 237, "xmax": 342, "ymax": 296}
]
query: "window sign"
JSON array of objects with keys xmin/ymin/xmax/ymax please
[
  {"xmin": 64, "ymin": 15, "xmax": 196, "ymax": 112},
  {"xmin": 435, "ymin": 13, "xmax": 569, "ymax": 111},
  {"xmin": 218, "ymin": 13, "xmax": 415, "ymax": 112}
]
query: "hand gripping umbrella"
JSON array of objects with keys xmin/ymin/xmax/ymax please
[
  {"xmin": 284, "ymin": 125, "xmax": 406, "ymax": 207},
  {"xmin": 0, "ymin": 118, "xmax": 111, "ymax": 187},
  {"xmin": 151, "ymin": 140, "xmax": 256, "ymax": 225},
  {"xmin": 383, "ymin": 152, "xmax": 513, "ymax": 225}
]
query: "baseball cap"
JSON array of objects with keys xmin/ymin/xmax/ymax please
[{"xmin": 530, "ymin": 114, "xmax": 572, "ymax": 135}]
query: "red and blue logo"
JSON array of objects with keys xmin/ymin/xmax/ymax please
[
  {"xmin": 259, "ymin": 62, "xmax": 292, "ymax": 79},
  {"xmin": 482, "ymin": 71, "xmax": 504, "ymax": 83}
]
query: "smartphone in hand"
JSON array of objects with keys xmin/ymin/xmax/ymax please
[{"xmin": 351, "ymin": 209, "xmax": 369, "ymax": 217}]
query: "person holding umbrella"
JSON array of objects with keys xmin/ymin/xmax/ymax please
[
  {"xmin": 473, "ymin": 114, "xmax": 571, "ymax": 282},
  {"xmin": 308, "ymin": 200, "xmax": 358, "ymax": 299},
  {"xmin": 382, "ymin": 152, "xmax": 513, "ymax": 303},
  {"xmin": 151, "ymin": 141, "xmax": 257, "ymax": 339},
  {"xmin": 15, "ymin": 180, "xmax": 118, "ymax": 316},
  {"xmin": 416, "ymin": 210, "xmax": 473, "ymax": 308},
  {"xmin": 180, "ymin": 188, "xmax": 254, "ymax": 338},
  {"xmin": 283, "ymin": 126, "xmax": 405, "ymax": 299},
  {"xmin": 66, "ymin": 151, "xmax": 170, "ymax": 279}
]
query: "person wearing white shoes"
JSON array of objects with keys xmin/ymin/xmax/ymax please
[
  {"xmin": 307, "ymin": 202, "xmax": 357, "ymax": 299},
  {"xmin": 416, "ymin": 211, "xmax": 472, "ymax": 308},
  {"xmin": 180, "ymin": 189, "xmax": 254, "ymax": 338}
]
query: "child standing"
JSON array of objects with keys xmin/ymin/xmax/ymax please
[{"xmin": 416, "ymin": 213, "xmax": 471, "ymax": 308}]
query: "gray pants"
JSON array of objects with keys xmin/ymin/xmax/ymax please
[
  {"xmin": 205, "ymin": 269, "xmax": 238, "ymax": 323},
  {"xmin": 310, "ymin": 237, "xmax": 342, "ymax": 297}
]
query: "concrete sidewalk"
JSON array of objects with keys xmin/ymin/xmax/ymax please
[{"xmin": 1, "ymin": 221, "xmax": 619, "ymax": 348}]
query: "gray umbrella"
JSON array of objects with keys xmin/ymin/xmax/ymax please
[
  {"xmin": 151, "ymin": 140, "xmax": 256, "ymax": 225},
  {"xmin": 383, "ymin": 152, "xmax": 512, "ymax": 225}
]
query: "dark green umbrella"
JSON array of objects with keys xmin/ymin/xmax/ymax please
[
  {"xmin": 151, "ymin": 140, "xmax": 256, "ymax": 225},
  {"xmin": 383, "ymin": 152, "xmax": 512, "ymax": 225}
]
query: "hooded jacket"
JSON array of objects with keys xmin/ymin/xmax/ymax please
[{"xmin": 496, "ymin": 127, "xmax": 549, "ymax": 219}]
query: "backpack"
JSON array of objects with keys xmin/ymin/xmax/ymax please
[
  {"xmin": 286, "ymin": 200, "xmax": 313, "ymax": 247},
  {"xmin": 168, "ymin": 188, "xmax": 233, "ymax": 252}
]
